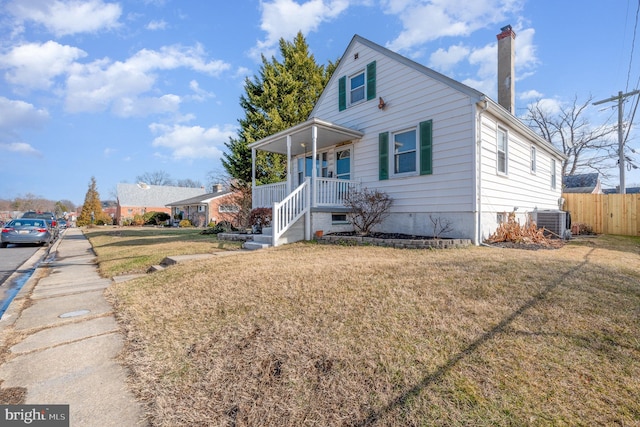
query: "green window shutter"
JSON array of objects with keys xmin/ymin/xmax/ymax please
[
  {"xmin": 366, "ymin": 61, "xmax": 376, "ymax": 101},
  {"xmin": 419, "ymin": 120, "xmax": 433, "ymax": 175},
  {"xmin": 338, "ymin": 76, "xmax": 346, "ymax": 111},
  {"xmin": 379, "ymin": 132, "xmax": 389, "ymax": 180}
]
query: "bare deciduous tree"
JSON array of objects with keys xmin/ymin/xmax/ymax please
[
  {"xmin": 525, "ymin": 95, "xmax": 617, "ymax": 180},
  {"xmin": 136, "ymin": 170, "xmax": 174, "ymax": 186}
]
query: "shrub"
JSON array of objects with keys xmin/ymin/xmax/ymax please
[
  {"xmin": 207, "ymin": 221, "xmax": 216, "ymax": 228},
  {"xmin": 249, "ymin": 208, "xmax": 272, "ymax": 228},
  {"xmin": 343, "ymin": 187, "xmax": 393, "ymax": 235},
  {"xmin": 200, "ymin": 221, "xmax": 235, "ymax": 235},
  {"xmin": 179, "ymin": 219, "xmax": 193, "ymax": 228},
  {"xmin": 132, "ymin": 214, "xmax": 145, "ymax": 226},
  {"xmin": 143, "ymin": 211, "xmax": 171, "ymax": 225}
]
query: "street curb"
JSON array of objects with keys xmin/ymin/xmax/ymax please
[{"xmin": 0, "ymin": 230, "xmax": 65, "ymax": 333}]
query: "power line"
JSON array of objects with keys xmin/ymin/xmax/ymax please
[
  {"xmin": 593, "ymin": 89, "xmax": 640, "ymax": 194},
  {"xmin": 625, "ymin": 0, "xmax": 640, "ymax": 91}
]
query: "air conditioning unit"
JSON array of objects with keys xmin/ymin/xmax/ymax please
[{"xmin": 532, "ymin": 210, "xmax": 569, "ymax": 238}]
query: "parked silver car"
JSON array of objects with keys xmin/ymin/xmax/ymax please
[{"xmin": 1, "ymin": 218, "xmax": 53, "ymax": 248}]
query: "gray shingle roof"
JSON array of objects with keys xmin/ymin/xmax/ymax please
[
  {"xmin": 117, "ymin": 183, "xmax": 207, "ymax": 207},
  {"xmin": 166, "ymin": 190, "xmax": 234, "ymax": 206}
]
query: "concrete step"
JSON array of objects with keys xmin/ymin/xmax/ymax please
[
  {"xmin": 252, "ymin": 234, "xmax": 272, "ymax": 244},
  {"xmin": 147, "ymin": 265, "xmax": 165, "ymax": 273},
  {"xmin": 243, "ymin": 241, "xmax": 271, "ymax": 250}
]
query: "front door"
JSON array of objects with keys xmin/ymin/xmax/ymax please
[{"xmin": 336, "ymin": 147, "xmax": 351, "ymax": 180}]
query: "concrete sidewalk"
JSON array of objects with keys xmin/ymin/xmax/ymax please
[{"xmin": 0, "ymin": 227, "xmax": 146, "ymax": 426}]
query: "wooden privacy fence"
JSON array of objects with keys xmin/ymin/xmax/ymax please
[{"xmin": 562, "ymin": 193, "xmax": 640, "ymax": 236}]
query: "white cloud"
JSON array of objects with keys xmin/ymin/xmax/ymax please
[
  {"xmin": 384, "ymin": 0, "xmax": 524, "ymax": 55},
  {"xmin": 513, "ymin": 27, "xmax": 538, "ymax": 80},
  {"xmin": 519, "ymin": 89, "xmax": 544, "ymax": 101},
  {"xmin": 112, "ymin": 94, "xmax": 182, "ymax": 117},
  {"xmin": 0, "ymin": 41, "xmax": 87, "ymax": 91},
  {"xmin": 65, "ymin": 45, "xmax": 230, "ymax": 116},
  {"xmin": 149, "ymin": 123, "xmax": 236, "ymax": 160},
  {"xmin": 250, "ymin": 0, "xmax": 350, "ymax": 60},
  {"xmin": 429, "ymin": 44, "xmax": 470, "ymax": 72},
  {"xmin": 0, "ymin": 97, "xmax": 49, "ymax": 131},
  {"xmin": 7, "ymin": 0, "xmax": 122, "ymax": 37},
  {"xmin": 188, "ymin": 80, "xmax": 215, "ymax": 102},
  {"xmin": 146, "ymin": 20, "xmax": 168, "ymax": 30},
  {"xmin": 0, "ymin": 142, "xmax": 43, "ymax": 157}
]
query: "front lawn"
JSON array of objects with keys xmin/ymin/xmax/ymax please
[{"xmin": 95, "ymin": 230, "xmax": 640, "ymax": 426}]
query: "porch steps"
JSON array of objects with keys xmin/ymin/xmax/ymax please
[{"xmin": 243, "ymin": 227, "xmax": 273, "ymax": 250}]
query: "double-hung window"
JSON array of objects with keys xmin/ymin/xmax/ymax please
[
  {"xmin": 531, "ymin": 146, "xmax": 537, "ymax": 173},
  {"xmin": 338, "ymin": 61, "xmax": 376, "ymax": 111},
  {"xmin": 393, "ymin": 129, "xmax": 417, "ymax": 174},
  {"xmin": 551, "ymin": 159, "xmax": 557, "ymax": 189},
  {"xmin": 379, "ymin": 120, "xmax": 432, "ymax": 180},
  {"xmin": 350, "ymin": 71, "xmax": 365, "ymax": 104},
  {"xmin": 497, "ymin": 127, "xmax": 508, "ymax": 174}
]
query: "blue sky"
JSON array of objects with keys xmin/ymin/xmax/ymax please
[{"xmin": 1, "ymin": 0, "xmax": 639, "ymax": 205}]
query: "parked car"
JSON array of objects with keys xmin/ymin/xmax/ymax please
[
  {"xmin": 57, "ymin": 218, "xmax": 67, "ymax": 229},
  {"xmin": 21, "ymin": 211, "xmax": 59, "ymax": 239},
  {"xmin": 1, "ymin": 218, "xmax": 54, "ymax": 248}
]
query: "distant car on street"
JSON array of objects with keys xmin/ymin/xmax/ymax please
[{"xmin": 1, "ymin": 218, "xmax": 54, "ymax": 248}]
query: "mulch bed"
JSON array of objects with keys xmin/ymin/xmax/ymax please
[{"xmin": 328, "ymin": 232, "xmax": 565, "ymax": 250}]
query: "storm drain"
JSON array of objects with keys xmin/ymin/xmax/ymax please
[{"xmin": 59, "ymin": 309, "xmax": 91, "ymax": 318}]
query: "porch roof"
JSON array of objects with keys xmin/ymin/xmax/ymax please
[{"xmin": 248, "ymin": 117, "xmax": 363, "ymax": 156}]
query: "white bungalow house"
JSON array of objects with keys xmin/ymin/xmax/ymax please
[{"xmin": 248, "ymin": 29, "xmax": 566, "ymax": 248}]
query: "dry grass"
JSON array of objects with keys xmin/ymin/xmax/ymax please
[
  {"xmin": 97, "ymin": 230, "xmax": 640, "ymax": 426},
  {"xmin": 84, "ymin": 227, "xmax": 243, "ymax": 278}
]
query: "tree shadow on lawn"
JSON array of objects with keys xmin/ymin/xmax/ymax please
[{"xmin": 353, "ymin": 248, "xmax": 595, "ymax": 426}]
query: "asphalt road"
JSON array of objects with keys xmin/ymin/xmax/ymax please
[
  {"xmin": 0, "ymin": 245, "xmax": 40, "ymax": 284},
  {"xmin": 0, "ymin": 244, "xmax": 47, "ymax": 316}
]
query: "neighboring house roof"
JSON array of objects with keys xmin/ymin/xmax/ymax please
[
  {"xmin": 166, "ymin": 190, "xmax": 235, "ymax": 207},
  {"xmin": 603, "ymin": 187, "xmax": 640, "ymax": 194},
  {"xmin": 117, "ymin": 183, "xmax": 207, "ymax": 207},
  {"xmin": 563, "ymin": 173, "xmax": 601, "ymax": 193}
]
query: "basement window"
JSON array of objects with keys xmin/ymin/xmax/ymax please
[{"xmin": 332, "ymin": 213, "xmax": 348, "ymax": 224}]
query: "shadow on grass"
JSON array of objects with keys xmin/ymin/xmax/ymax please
[{"xmin": 353, "ymin": 247, "xmax": 596, "ymax": 426}]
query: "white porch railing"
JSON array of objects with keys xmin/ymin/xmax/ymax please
[
  {"xmin": 314, "ymin": 177, "xmax": 358, "ymax": 206},
  {"xmin": 253, "ymin": 182, "xmax": 287, "ymax": 208},
  {"xmin": 253, "ymin": 178, "xmax": 358, "ymax": 209},
  {"xmin": 272, "ymin": 179, "xmax": 310, "ymax": 247}
]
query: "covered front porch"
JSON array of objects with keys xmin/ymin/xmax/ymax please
[{"xmin": 249, "ymin": 117, "xmax": 363, "ymax": 246}]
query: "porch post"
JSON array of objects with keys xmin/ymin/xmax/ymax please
[
  {"xmin": 286, "ymin": 135, "xmax": 292, "ymax": 194},
  {"xmin": 311, "ymin": 125, "xmax": 317, "ymax": 207},
  {"xmin": 251, "ymin": 147, "xmax": 256, "ymax": 209}
]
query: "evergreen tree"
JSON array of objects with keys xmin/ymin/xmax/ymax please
[
  {"xmin": 77, "ymin": 177, "xmax": 110, "ymax": 226},
  {"xmin": 222, "ymin": 32, "xmax": 337, "ymax": 186}
]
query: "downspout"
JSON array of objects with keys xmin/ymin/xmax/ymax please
[{"xmin": 474, "ymin": 97, "xmax": 489, "ymax": 246}]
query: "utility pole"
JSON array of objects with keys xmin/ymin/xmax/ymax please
[{"xmin": 593, "ymin": 89, "xmax": 640, "ymax": 194}]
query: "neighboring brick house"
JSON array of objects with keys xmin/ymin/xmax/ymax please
[
  {"xmin": 116, "ymin": 182, "xmax": 207, "ymax": 225},
  {"xmin": 165, "ymin": 185, "xmax": 243, "ymax": 227}
]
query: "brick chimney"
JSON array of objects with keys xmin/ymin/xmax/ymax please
[{"xmin": 497, "ymin": 25, "xmax": 516, "ymax": 113}]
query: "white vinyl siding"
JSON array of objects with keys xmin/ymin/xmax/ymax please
[
  {"xmin": 315, "ymin": 40, "xmax": 476, "ymax": 215},
  {"xmin": 306, "ymin": 37, "xmax": 563, "ymax": 240}
]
